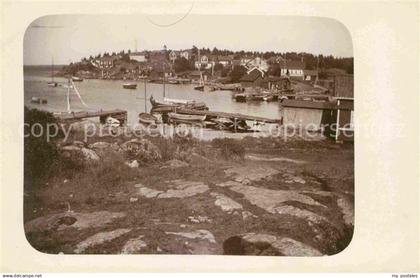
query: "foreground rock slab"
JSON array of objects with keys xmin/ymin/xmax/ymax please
[
  {"xmin": 75, "ymin": 228, "xmax": 131, "ymax": 254},
  {"xmin": 223, "ymin": 233, "xmax": 322, "ymax": 256},
  {"xmin": 25, "ymin": 211, "xmax": 126, "ymax": 233},
  {"xmin": 121, "ymin": 235, "xmax": 147, "ymax": 254}
]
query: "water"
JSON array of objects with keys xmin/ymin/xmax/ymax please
[{"xmin": 24, "ymin": 66, "xmax": 284, "ymax": 139}]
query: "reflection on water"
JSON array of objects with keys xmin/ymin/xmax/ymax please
[{"xmin": 24, "ymin": 67, "xmax": 283, "ymax": 126}]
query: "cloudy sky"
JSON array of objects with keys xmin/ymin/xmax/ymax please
[{"xmin": 24, "ymin": 14, "xmax": 353, "ymax": 65}]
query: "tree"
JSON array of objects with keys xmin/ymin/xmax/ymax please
[
  {"xmin": 174, "ymin": 57, "xmax": 192, "ymax": 73},
  {"xmin": 229, "ymin": 65, "xmax": 247, "ymax": 82},
  {"xmin": 213, "ymin": 63, "xmax": 224, "ymax": 72}
]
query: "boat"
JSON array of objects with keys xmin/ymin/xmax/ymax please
[
  {"xmin": 168, "ymin": 112, "xmax": 206, "ymax": 123},
  {"xmin": 105, "ymin": 116, "xmax": 120, "ymax": 127},
  {"xmin": 138, "ymin": 113, "xmax": 158, "ymax": 125},
  {"xmin": 194, "ymin": 85, "xmax": 204, "ymax": 91},
  {"xmin": 47, "ymin": 57, "xmax": 58, "ymax": 87},
  {"xmin": 30, "ymin": 97, "xmax": 47, "ymax": 104},
  {"xmin": 72, "ymin": 76, "xmax": 83, "ymax": 82},
  {"xmin": 234, "ymin": 93, "xmax": 247, "ymax": 102},
  {"xmin": 150, "ymin": 96, "xmax": 209, "ymax": 112},
  {"xmin": 123, "ymin": 83, "xmax": 137, "ymax": 89}
]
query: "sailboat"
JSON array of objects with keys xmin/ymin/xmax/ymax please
[
  {"xmin": 47, "ymin": 57, "xmax": 58, "ymax": 87},
  {"xmin": 194, "ymin": 50, "xmax": 205, "ymax": 91},
  {"xmin": 194, "ymin": 71, "xmax": 205, "ymax": 91}
]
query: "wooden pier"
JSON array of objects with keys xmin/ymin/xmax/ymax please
[
  {"xmin": 55, "ymin": 109, "xmax": 128, "ymax": 125},
  {"xmin": 175, "ymin": 108, "xmax": 281, "ymax": 124}
]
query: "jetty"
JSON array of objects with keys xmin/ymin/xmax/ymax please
[
  {"xmin": 55, "ymin": 109, "xmax": 127, "ymax": 125},
  {"xmin": 175, "ymin": 108, "xmax": 281, "ymax": 124}
]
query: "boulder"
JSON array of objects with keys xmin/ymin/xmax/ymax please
[
  {"xmin": 89, "ymin": 141, "xmax": 111, "ymax": 149},
  {"xmin": 223, "ymin": 233, "xmax": 322, "ymax": 256},
  {"xmin": 125, "ymin": 160, "xmax": 139, "ymax": 168},
  {"xmin": 80, "ymin": 148, "xmax": 99, "ymax": 160},
  {"xmin": 121, "ymin": 139, "xmax": 162, "ymax": 162}
]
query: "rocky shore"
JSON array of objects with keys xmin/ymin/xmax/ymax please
[{"xmin": 24, "ymin": 119, "xmax": 354, "ymax": 256}]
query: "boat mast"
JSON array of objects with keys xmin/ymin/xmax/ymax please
[
  {"xmin": 51, "ymin": 57, "xmax": 54, "ymax": 82},
  {"xmin": 66, "ymin": 78, "xmax": 71, "ymax": 113},
  {"xmin": 144, "ymin": 79, "xmax": 147, "ymax": 112},
  {"xmin": 163, "ymin": 63, "xmax": 166, "ymax": 98}
]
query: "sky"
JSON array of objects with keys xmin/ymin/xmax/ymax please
[{"xmin": 24, "ymin": 14, "xmax": 353, "ymax": 65}]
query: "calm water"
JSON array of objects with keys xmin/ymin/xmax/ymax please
[{"xmin": 24, "ymin": 66, "xmax": 282, "ymax": 127}]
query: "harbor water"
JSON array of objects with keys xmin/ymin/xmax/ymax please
[{"xmin": 24, "ymin": 66, "xmax": 284, "ymax": 139}]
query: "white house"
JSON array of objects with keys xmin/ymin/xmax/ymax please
[
  {"xmin": 243, "ymin": 57, "xmax": 268, "ymax": 72},
  {"xmin": 279, "ymin": 60, "xmax": 305, "ymax": 79},
  {"xmin": 129, "ymin": 51, "xmax": 147, "ymax": 63}
]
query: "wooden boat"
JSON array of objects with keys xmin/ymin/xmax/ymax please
[
  {"xmin": 168, "ymin": 112, "xmax": 206, "ymax": 122},
  {"xmin": 194, "ymin": 85, "xmax": 204, "ymax": 91},
  {"xmin": 72, "ymin": 76, "xmax": 83, "ymax": 82},
  {"xmin": 47, "ymin": 57, "xmax": 58, "ymax": 87},
  {"xmin": 150, "ymin": 96, "xmax": 208, "ymax": 112},
  {"xmin": 138, "ymin": 112, "xmax": 157, "ymax": 125},
  {"xmin": 123, "ymin": 83, "xmax": 137, "ymax": 89},
  {"xmin": 234, "ymin": 93, "xmax": 247, "ymax": 102},
  {"xmin": 31, "ymin": 97, "xmax": 47, "ymax": 104}
]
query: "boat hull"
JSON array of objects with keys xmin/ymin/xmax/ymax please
[
  {"xmin": 123, "ymin": 83, "xmax": 137, "ymax": 89},
  {"xmin": 138, "ymin": 113, "xmax": 157, "ymax": 125}
]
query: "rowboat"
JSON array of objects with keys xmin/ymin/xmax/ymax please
[
  {"xmin": 168, "ymin": 112, "xmax": 206, "ymax": 122},
  {"xmin": 31, "ymin": 97, "xmax": 47, "ymax": 104},
  {"xmin": 123, "ymin": 83, "xmax": 137, "ymax": 89},
  {"xmin": 150, "ymin": 96, "xmax": 209, "ymax": 112},
  {"xmin": 234, "ymin": 93, "xmax": 247, "ymax": 102},
  {"xmin": 138, "ymin": 112, "xmax": 158, "ymax": 125},
  {"xmin": 72, "ymin": 76, "xmax": 83, "ymax": 82},
  {"xmin": 194, "ymin": 85, "xmax": 204, "ymax": 91},
  {"xmin": 47, "ymin": 82, "xmax": 58, "ymax": 87}
]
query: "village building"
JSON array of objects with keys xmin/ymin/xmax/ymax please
[
  {"xmin": 279, "ymin": 60, "xmax": 305, "ymax": 79},
  {"xmin": 243, "ymin": 57, "xmax": 269, "ymax": 72},
  {"xmin": 92, "ymin": 56, "xmax": 119, "ymax": 69},
  {"xmin": 239, "ymin": 67, "xmax": 266, "ymax": 88},
  {"xmin": 304, "ymin": 69, "xmax": 318, "ymax": 81},
  {"xmin": 129, "ymin": 51, "xmax": 148, "ymax": 63}
]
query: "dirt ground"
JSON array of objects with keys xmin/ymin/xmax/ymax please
[{"xmin": 24, "ymin": 135, "xmax": 354, "ymax": 256}]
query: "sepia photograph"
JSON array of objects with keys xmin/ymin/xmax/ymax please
[{"xmin": 23, "ymin": 14, "xmax": 354, "ymax": 256}]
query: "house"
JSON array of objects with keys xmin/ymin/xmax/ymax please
[
  {"xmin": 240, "ymin": 67, "xmax": 266, "ymax": 88},
  {"xmin": 243, "ymin": 57, "xmax": 269, "ymax": 72},
  {"xmin": 129, "ymin": 51, "xmax": 148, "ymax": 63},
  {"xmin": 194, "ymin": 54, "xmax": 215, "ymax": 70},
  {"xmin": 304, "ymin": 69, "xmax": 318, "ymax": 81},
  {"xmin": 279, "ymin": 60, "xmax": 305, "ymax": 79},
  {"xmin": 331, "ymin": 74, "xmax": 354, "ymax": 142},
  {"xmin": 169, "ymin": 50, "xmax": 177, "ymax": 63},
  {"xmin": 267, "ymin": 56, "xmax": 286, "ymax": 65},
  {"xmin": 217, "ymin": 55, "xmax": 234, "ymax": 67},
  {"xmin": 262, "ymin": 76, "xmax": 291, "ymax": 91},
  {"xmin": 180, "ymin": 50, "xmax": 191, "ymax": 60},
  {"xmin": 281, "ymin": 99, "xmax": 336, "ymax": 132},
  {"xmin": 92, "ymin": 56, "xmax": 118, "ymax": 68}
]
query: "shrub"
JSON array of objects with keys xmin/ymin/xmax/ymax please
[
  {"xmin": 211, "ymin": 138, "xmax": 245, "ymax": 160},
  {"xmin": 24, "ymin": 107, "xmax": 61, "ymax": 190}
]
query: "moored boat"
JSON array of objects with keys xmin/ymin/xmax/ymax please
[
  {"xmin": 47, "ymin": 82, "xmax": 58, "ymax": 87},
  {"xmin": 168, "ymin": 112, "xmax": 206, "ymax": 123},
  {"xmin": 123, "ymin": 83, "xmax": 137, "ymax": 89},
  {"xmin": 72, "ymin": 76, "xmax": 83, "ymax": 82},
  {"xmin": 234, "ymin": 93, "xmax": 247, "ymax": 102},
  {"xmin": 194, "ymin": 85, "xmax": 204, "ymax": 91},
  {"xmin": 31, "ymin": 97, "xmax": 48, "ymax": 104},
  {"xmin": 138, "ymin": 112, "xmax": 158, "ymax": 125}
]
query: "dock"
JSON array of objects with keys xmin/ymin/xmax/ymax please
[
  {"xmin": 175, "ymin": 108, "xmax": 281, "ymax": 124},
  {"xmin": 55, "ymin": 109, "xmax": 128, "ymax": 125}
]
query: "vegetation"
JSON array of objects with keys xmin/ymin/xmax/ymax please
[
  {"xmin": 24, "ymin": 108, "xmax": 60, "ymax": 190},
  {"xmin": 229, "ymin": 65, "xmax": 248, "ymax": 82}
]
